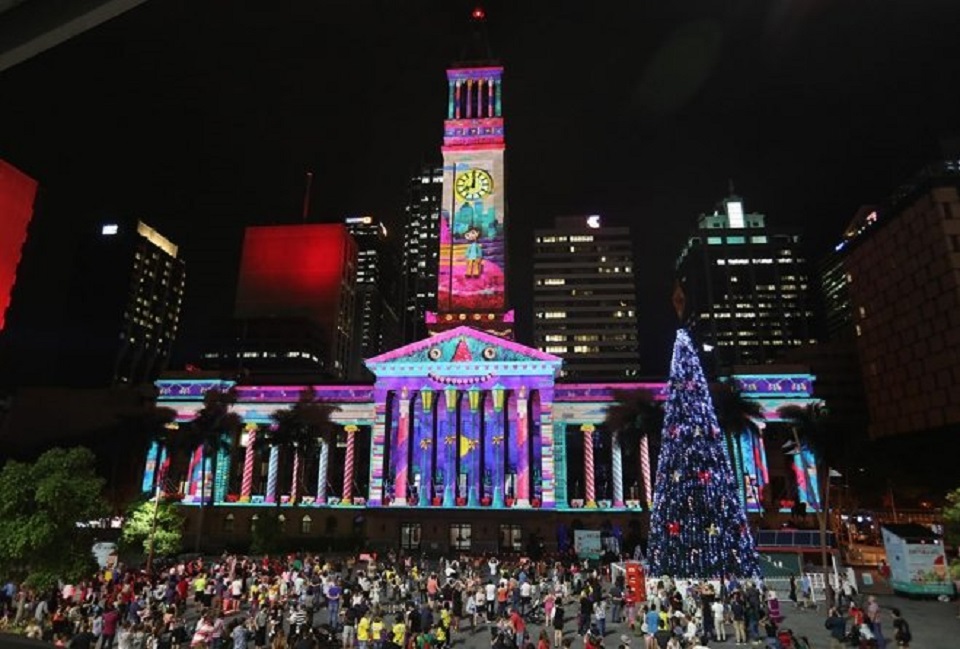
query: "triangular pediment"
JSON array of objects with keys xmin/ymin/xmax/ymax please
[{"xmin": 365, "ymin": 326, "xmax": 562, "ymax": 377}]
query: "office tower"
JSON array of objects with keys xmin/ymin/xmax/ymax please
[
  {"xmin": 426, "ymin": 57, "xmax": 514, "ymax": 339},
  {"xmin": 345, "ymin": 215, "xmax": 400, "ymax": 379},
  {"xmin": 839, "ymin": 160, "xmax": 960, "ymax": 438},
  {"xmin": 231, "ymin": 224, "xmax": 357, "ymax": 380},
  {"xmin": 533, "ymin": 215, "xmax": 641, "ymax": 380},
  {"xmin": 401, "ymin": 164, "xmax": 443, "ymax": 343},
  {"xmin": 676, "ymin": 192, "xmax": 816, "ymax": 372},
  {"xmin": 817, "ymin": 205, "xmax": 878, "ymax": 342},
  {"xmin": 61, "ymin": 218, "xmax": 185, "ymax": 386},
  {"xmin": 0, "ymin": 159, "xmax": 38, "ymax": 334}
]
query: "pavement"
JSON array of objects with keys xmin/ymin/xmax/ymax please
[{"xmin": 391, "ymin": 593, "xmax": 959, "ymax": 649}]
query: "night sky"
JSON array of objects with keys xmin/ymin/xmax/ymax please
[{"xmin": 2, "ymin": 0, "xmax": 959, "ymax": 376}]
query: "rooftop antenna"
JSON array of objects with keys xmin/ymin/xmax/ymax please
[
  {"xmin": 301, "ymin": 171, "xmax": 314, "ymax": 222},
  {"xmin": 728, "ymin": 178, "xmax": 736, "ymax": 197}
]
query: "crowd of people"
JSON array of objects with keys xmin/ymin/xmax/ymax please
[{"xmin": 0, "ymin": 550, "xmax": 909, "ymax": 649}]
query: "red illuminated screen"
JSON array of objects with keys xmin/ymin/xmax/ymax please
[
  {"xmin": 0, "ymin": 160, "xmax": 38, "ymax": 333},
  {"xmin": 234, "ymin": 224, "xmax": 351, "ymax": 326}
]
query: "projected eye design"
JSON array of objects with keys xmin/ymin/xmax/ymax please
[
  {"xmin": 428, "ymin": 347, "xmax": 442, "ymax": 361},
  {"xmin": 482, "ymin": 347, "xmax": 497, "ymax": 360}
]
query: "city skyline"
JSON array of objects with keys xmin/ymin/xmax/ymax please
[{"xmin": 2, "ymin": 2, "xmax": 959, "ymax": 372}]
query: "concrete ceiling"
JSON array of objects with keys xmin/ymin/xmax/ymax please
[{"xmin": 0, "ymin": 0, "xmax": 147, "ymax": 73}]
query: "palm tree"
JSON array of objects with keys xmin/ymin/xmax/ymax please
[
  {"xmin": 113, "ymin": 400, "xmax": 179, "ymax": 512},
  {"xmin": 711, "ymin": 379, "xmax": 765, "ymax": 507},
  {"xmin": 256, "ymin": 387, "xmax": 339, "ymax": 507},
  {"xmin": 778, "ymin": 402, "xmax": 837, "ymax": 598},
  {"xmin": 602, "ymin": 388, "xmax": 663, "ymax": 504},
  {"xmin": 183, "ymin": 388, "xmax": 243, "ymax": 550}
]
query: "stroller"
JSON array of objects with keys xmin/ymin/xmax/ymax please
[{"xmin": 524, "ymin": 596, "xmax": 545, "ymax": 625}]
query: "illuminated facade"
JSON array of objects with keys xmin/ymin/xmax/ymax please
[
  {"xmin": 148, "ymin": 364, "xmax": 820, "ymax": 549},
  {"xmin": 428, "ymin": 63, "xmax": 513, "ymax": 338},
  {"xmin": 0, "ymin": 159, "xmax": 38, "ymax": 334},
  {"xmin": 146, "ymin": 24, "xmax": 826, "ymax": 552},
  {"xmin": 676, "ymin": 193, "xmax": 816, "ymax": 372},
  {"xmin": 401, "ymin": 164, "xmax": 443, "ymax": 343},
  {"xmin": 62, "ymin": 218, "xmax": 185, "ymax": 386},
  {"xmin": 533, "ymin": 215, "xmax": 641, "ymax": 380},
  {"xmin": 232, "ymin": 224, "xmax": 357, "ymax": 379}
]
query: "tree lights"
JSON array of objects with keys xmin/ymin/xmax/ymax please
[{"xmin": 649, "ymin": 329, "xmax": 760, "ymax": 578}]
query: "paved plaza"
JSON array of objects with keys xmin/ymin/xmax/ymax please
[{"xmin": 418, "ymin": 593, "xmax": 960, "ymax": 649}]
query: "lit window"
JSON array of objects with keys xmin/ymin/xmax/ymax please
[{"xmin": 102, "ymin": 224, "xmax": 119, "ymax": 236}]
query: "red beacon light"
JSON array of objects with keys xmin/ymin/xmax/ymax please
[{"xmin": 471, "ymin": 6, "xmax": 486, "ymax": 21}]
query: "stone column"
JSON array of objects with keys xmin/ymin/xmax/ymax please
[
  {"xmin": 240, "ymin": 426, "xmax": 257, "ymax": 501},
  {"xmin": 442, "ymin": 387, "xmax": 458, "ymax": 507},
  {"xmin": 343, "ymin": 424, "xmax": 359, "ymax": 504},
  {"xmin": 491, "ymin": 386, "xmax": 505, "ymax": 507},
  {"xmin": 266, "ymin": 445, "xmax": 279, "ymax": 504},
  {"xmin": 316, "ymin": 439, "xmax": 329, "ymax": 503},
  {"xmin": 582, "ymin": 424, "xmax": 597, "ymax": 507},
  {"xmin": 466, "ymin": 388, "xmax": 481, "ymax": 507},
  {"xmin": 418, "ymin": 388, "xmax": 434, "ymax": 507},
  {"xmin": 612, "ymin": 430, "xmax": 625, "ymax": 507},
  {"xmin": 640, "ymin": 434, "xmax": 652, "ymax": 508},
  {"xmin": 515, "ymin": 386, "xmax": 530, "ymax": 507},
  {"xmin": 393, "ymin": 388, "xmax": 411, "ymax": 505},
  {"xmin": 538, "ymin": 386, "xmax": 557, "ymax": 508}
]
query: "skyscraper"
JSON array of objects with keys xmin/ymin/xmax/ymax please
[
  {"xmin": 230, "ymin": 224, "xmax": 357, "ymax": 380},
  {"xmin": 345, "ymin": 215, "xmax": 400, "ymax": 379},
  {"xmin": 676, "ymin": 192, "xmax": 816, "ymax": 372},
  {"xmin": 61, "ymin": 218, "xmax": 185, "ymax": 386},
  {"xmin": 533, "ymin": 215, "xmax": 641, "ymax": 380},
  {"xmin": 401, "ymin": 164, "xmax": 443, "ymax": 343},
  {"xmin": 837, "ymin": 159, "xmax": 960, "ymax": 438},
  {"xmin": 0, "ymin": 159, "xmax": 38, "ymax": 334}
]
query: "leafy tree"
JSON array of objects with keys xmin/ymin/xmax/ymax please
[
  {"xmin": 711, "ymin": 379, "xmax": 764, "ymax": 506},
  {"xmin": 257, "ymin": 387, "xmax": 339, "ymax": 504},
  {"xmin": 777, "ymin": 403, "xmax": 838, "ymax": 596},
  {"xmin": 250, "ymin": 512, "xmax": 283, "ymax": 555},
  {"xmin": 117, "ymin": 402, "xmax": 179, "ymax": 494},
  {"xmin": 0, "ymin": 447, "xmax": 108, "ymax": 588},
  {"xmin": 121, "ymin": 497, "xmax": 185, "ymax": 557},
  {"xmin": 942, "ymin": 487, "xmax": 960, "ymax": 548},
  {"xmin": 182, "ymin": 388, "xmax": 243, "ymax": 550},
  {"xmin": 603, "ymin": 388, "xmax": 663, "ymax": 502}
]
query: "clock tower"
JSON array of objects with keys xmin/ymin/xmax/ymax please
[{"xmin": 427, "ymin": 9, "xmax": 514, "ymax": 338}]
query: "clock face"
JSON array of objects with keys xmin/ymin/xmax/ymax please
[{"xmin": 454, "ymin": 169, "xmax": 494, "ymax": 200}]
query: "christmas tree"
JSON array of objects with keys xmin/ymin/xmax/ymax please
[{"xmin": 648, "ymin": 329, "xmax": 759, "ymax": 578}]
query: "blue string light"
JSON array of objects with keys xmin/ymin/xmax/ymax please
[{"xmin": 649, "ymin": 329, "xmax": 760, "ymax": 578}]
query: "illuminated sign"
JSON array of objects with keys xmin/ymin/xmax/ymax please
[
  {"xmin": 102, "ymin": 224, "xmax": 119, "ymax": 235},
  {"xmin": 586, "ymin": 215, "xmax": 601, "ymax": 229},
  {"xmin": 727, "ymin": 201, "xmax": 745, "ymax": 228}
]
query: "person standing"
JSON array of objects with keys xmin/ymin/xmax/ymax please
[
  {"xmin": 891, "ymin": 608, "xmax": 911, "ymax": 648},
  {"xmin": 328, "ymin": 580, "xmax": 343, "ymax": 632},
  {"xmin": 730, "ymin": 594, "xmax": 746, "ymax": 646},
  {"xmin": 866, "ymin": 596, "xmax": 886, "ymax": 649},
  {"xmin": 824, "ymin": 607, "xmax": 847, "ymax": 649},
  {"xmin": 552, "ymin": 601, "xmax": 565, "ymax": 649}
]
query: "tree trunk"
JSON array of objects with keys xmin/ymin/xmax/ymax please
[
  {"xmin": 194, "ymin": 445, "xmax": 206, "ymax": 552},
  {"xmin": 819, "ymin": 461, "xmax": 834, "ymax": 611}
]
